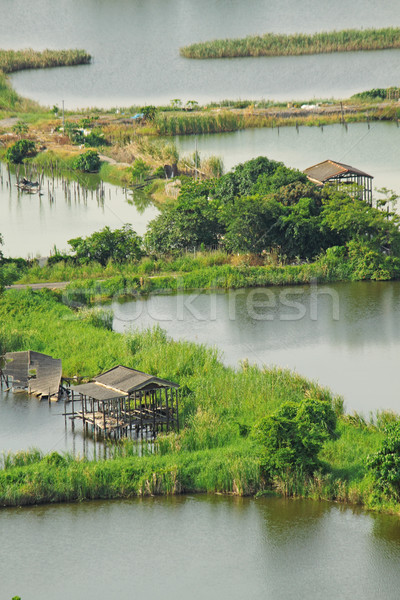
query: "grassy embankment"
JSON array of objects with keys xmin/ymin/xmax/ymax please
[
  {"xmin": 0, "ymin": 288, "xmax": 397, "ymax": 513},
  {"xmin": 2, "ymin": 250, "xmax": 362, "ymax": 303},
  {"xmin": 180, "ymin": 27, "xmax": 400, "ymax": 59}
]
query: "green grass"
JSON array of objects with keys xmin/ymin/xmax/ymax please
[
  {"xmin": 155, "ymin": 111, "xmax": 245, "ymax": 135},
  {"xmin": 7, "ymin": 244, "xmax": 398, "ymax": 303},
  {"xmin": 181, "ymin": 27, "xmax": 400, "ymax": 59},
  {"xmin": 0, "ymin": 71, "xmax": 40, "ymax": 114},
  {"xmin": 0, "ymin": 288, "xmax": 399, "ymax": 513}
]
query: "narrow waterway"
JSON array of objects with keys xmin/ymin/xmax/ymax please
[
  {"xmin": 2, "ymin": 495, "xmax": 400, "ymax": 600},
  {"xmin": 111, "ymin": 281, "xmax": 400, "ymax": 415}
]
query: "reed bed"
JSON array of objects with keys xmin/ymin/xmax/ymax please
[
  {"xmin": 155, "ymin": 111, "xmax": 245, "ymax": 135},
  {"xmin": 0, "ymin": 48, "xmax": 91, "ymax": 73},
  {"xmin": 180, "ymin": 28, "xmax": 400, "ymax": 59}
]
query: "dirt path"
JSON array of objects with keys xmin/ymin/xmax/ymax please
[
  {"xmin": 6, "ymin": 281, "xmax": 70, "ymax": 290},
  {"xmin": 0, "ymin": 117, "xmax": 19, "ymax": 128}
]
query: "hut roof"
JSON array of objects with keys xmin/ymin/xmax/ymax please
[
  {"xmin": 73, "ymin": 365, "xmax": 179, "ymax": 401},
  {"xmin": 2, "ymin": 350, "xmax": 62, "ymax": 396},
  {"xmin": 303, "ymin": 160, "xmax": 373, "ymax": 184}
]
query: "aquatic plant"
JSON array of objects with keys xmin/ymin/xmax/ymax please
[
  {"xmin": 180, "ymin": 28, "xmax": 400, "ymax": 59},
  {"xmin": 0, "ymin": 48, "xmax": 91, "ymax": 73}
]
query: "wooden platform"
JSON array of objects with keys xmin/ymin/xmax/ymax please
[{"xmin": 1, "ymin": 351, "xmax": 62, "ymax": 398}]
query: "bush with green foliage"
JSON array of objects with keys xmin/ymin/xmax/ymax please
[
  {"xmin": 131, "ymin": 158, "xmax": 151, "ymax": 184},
  {"xmin": 68, "ymin": 224, "xmax": 143, "ymax": 265},
  {"xmin": 256, "ymin": 396, "xmax": 337, "ymax": 480},
  {"xmin": 367, "ymin": 422, "xmax": 400, "ymax": 501},
  {"xmin": 145, "ymin": 156, "xmax": 400, "ymax": 263},
  {"xmin": 145, "ymin": 180, "xmax": 221, "ymax": 254},
  {"xmin": 5, "ymin": 139, "xmax": 36, "ymax": 164},
  {"xmin": 141, "ymin": 105, "xmax": 157, "ymax": 121},
  {"xmin": 73, "ymin": 150, "xmax": 101, "ymax": 172}
]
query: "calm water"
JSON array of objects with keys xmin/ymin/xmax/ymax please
[
  {"xmin": 3, "ymin": 0, "xmax": 400, "ymax": 107},
  {"xmin": 112, "ymin": 281, "xmax": 400, "ymax": 415},
  {"xmin": 176, "ymin": 121, "xmax": 400, "ymax": 196},
  {"xmin": 2, "ymin": 495, "xmax": 400, "ymax": 600},
  {"xmin": 0, "ymin": 162, "xmax": 157, "ymax": 257},
  {"xmin": 0, "ymin": 388, "xmax": 110, "ymax": 457}
]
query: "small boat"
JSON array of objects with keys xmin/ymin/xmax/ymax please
[{"xmin": 15, "ymin": 177, "xmax": 40, "ymax": 193}]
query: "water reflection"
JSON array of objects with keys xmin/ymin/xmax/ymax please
[{"xmin": 0, "ymin": 161, "xmax": 158, "ymax": 257}]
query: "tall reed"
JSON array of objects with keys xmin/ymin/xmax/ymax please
[
  {"xmin": 0, "ymin": 49, "xmax": 91, "ymax": 73},
  {"xmin": 180, "ymin": 28, "xmax": 400, "ymax": 59}
]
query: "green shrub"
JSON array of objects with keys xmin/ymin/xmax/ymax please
[
  {"xmin": 73, "ymin": 150, "xmax": 101, "ymax": 172},
  {"xmin": 367, "ymin": 422, "xmax": 400, "ymax": 500},
  {"xmin": 256, "ymin": 396, "xmax": 337, "ymax": 480},
  {"xmin": 5, "ymin": 139, "xmax": 36, "ymax": 164}
]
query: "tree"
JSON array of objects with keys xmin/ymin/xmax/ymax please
[
  {"xmin": 214, "ymin": 156, "xmax": 283, "ymax": 203},
  {"xmin": 73, "ymin": 150, "xmax": 101, "ymax": 173},
  {"xmin": 278, "ymin": 196, "xmax": 341, "ymax": 259},
  {"xmin": 321, "ymin": 187, "xmax": 400, "ymax": 254},
  {"xmin": 5, "ymin": 139, "xmax": 36, "ymax": 164},
  {"xmin": 185, "ymin": 100, "xmax": 199, "ymax": 111},
  {"xmin": 253, "ymin": 164, "xmax": 307, "ymax": 195},
  {"xmin": 367, "ymin": 422, "xmax": 400, "ymax": 500},
  {"xmin": 140, "ymin": 105, "xmax": 157, "ymax": 121},
  {"xmin": 256, "ymin": 397, "xmax": 336, "ymax": 480},
  {"xmin": 222, "ymin": 195, "xmax": 284, "ymax": 253},
  {"xmin": 145, "ymin": 182, "xmax": 221, "ymax": 254},
  {"xmin": 170, "ymin": 99, "xmax": 182, "ymax": 109},
  {"xmin": 68, "ymin": 225, "xmax": 143, "ymax": 265}
]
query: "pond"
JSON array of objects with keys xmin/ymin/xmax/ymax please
[
  {"xmin": 2, "ymin": 494, "xmax": 400, "ymax": 600},
  {"xmin": 3, "ymin": 0, "xmax": 400, "ymax": 108},
  {"xmin": 0, "ymin": 162, "xmax": 157, "ymax": 257}
]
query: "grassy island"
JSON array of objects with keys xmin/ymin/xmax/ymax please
[
  {"xmin": 0, "ymin": 288, "xmax": 400, "ymax": 516},
  {"xmin": 0, "ymin": 48, "xmax": 91, "ymax": 74},
  {"xmin": 180, "ymin": 27, "xmax": 400, "ymax": 59}
]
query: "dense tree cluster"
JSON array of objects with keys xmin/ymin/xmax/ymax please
[{"xmin": 145, "ymin": 156, "xmax": 400, "ymax": 262}]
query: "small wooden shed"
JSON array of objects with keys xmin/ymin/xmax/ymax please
[
  {"xmin": 0, "ymin": 350, "xmax": 63, "ymax": 399},
  {"xmin": 304, "ymin": 159, "xmax": 373, "ymax": 204},
  {"xmin": 71, "ymin": 365, "xmax": 180, "ymax": 438}
]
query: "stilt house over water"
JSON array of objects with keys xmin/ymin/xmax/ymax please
[
  {"xmin": 71, "ymin": 365, "xmax": 180, "ymax": 439},
  {"xmin": 304, "ymin": 159, "xmax": 373, "ymax": 204}
]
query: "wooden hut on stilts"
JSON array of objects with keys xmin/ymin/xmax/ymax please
[
  {"xmin": 304, "ymin": 159, "xmax": 373, "ymax": 204},
  {"xmin": 70, "ymin": 366, "xmax": 180, "ymax": 439}
]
